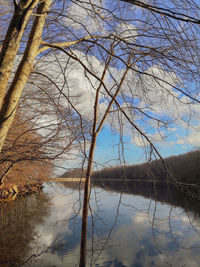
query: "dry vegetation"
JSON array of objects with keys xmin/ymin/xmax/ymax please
[{"xmin": 0, "ymin": 110, "xmax": 52, "ymax": 193}]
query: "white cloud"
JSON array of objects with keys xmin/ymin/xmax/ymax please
[
  {"xmin": 177, "ymin": 139, "xmax": 185, "ymax": 145},
  {"xmin": 132, "ymin": 134, "xmax": 149, "ymax": 147},
  {"xmin": 176, "ymin": 124, "xmax": 200, "ymax": 146},
  {"xmin": 33, "ymin": 50, "xmax": 110, "ymax": 120},
  {"xmin": 168, "ymin": 127, "xmax": 177, "ymax": 133},
  {"xmin": 115, "ymin": 22, "xmax": 137, "ymax": 42},
  {"xmin": 63, "ymin": 0, "xmax": 108, "ymax": 35},
  {"xmin": 23, "ymin": 47, "xmax": 200, "ymax": 166}
]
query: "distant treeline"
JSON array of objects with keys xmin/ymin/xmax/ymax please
[
  {"xmin": 92, "ymin": 150, "xmax": 200, "ymax": 184},
  {"xmin": 61, "ymin": 150, "xmax": 200, "ymax": 184},
  {"xmin": 60, "ymin": 150, "xmax": 200, "ymax": 206},
  {"xmin": 61, "ymin": 168, "xmax": 87, "ymax": 178}
]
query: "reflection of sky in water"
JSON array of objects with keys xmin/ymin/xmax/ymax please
[{"xmin": 23, "ymin": 183, "xmax": 200, "ymax": 267}]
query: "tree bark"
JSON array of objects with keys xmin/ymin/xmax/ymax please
[
  {"xmin": 79, "ymin": 137, "xmax": 96, "ymax": 267},
  {"xmin": 0, "ymin": 0, "xmax": 52, "ymax": 152},
  {"xmin": 79, "ymin": 56, "xmax": 113, "ymax": 267},
  {"xmin": 0, "ymin": 0, "xmax": 39, "ymax": 109},
  {"xmin": 79, "ymin": 58, "xmax": 130, "ymax": 266}
]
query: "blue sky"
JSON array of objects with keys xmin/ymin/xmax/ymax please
[
  {"xmin": 31, "ymin": 0, "xmax": 200, "ymax": 173},
  {"xmin": 94, "ymin": 124, "xmax": 194, "ymax": 168}
]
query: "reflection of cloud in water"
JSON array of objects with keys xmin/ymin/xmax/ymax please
[
  {"xmin": 133, "ymin": 213, "xmax": 150, "ymax": 224},
  {"xmin": 23, "ymin": 185, "xmax": 200, "ymax": 267},
  {"xmin": 95, "ymin": 205, "xmax": 200, "ymax": 267},
  {"xmin": 30, "ymin": 185, "xmax": 82, "ymax": 257}
]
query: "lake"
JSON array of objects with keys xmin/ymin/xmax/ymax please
[{"xmin": 0, "ymin": 180, "xmax": 200, "ymax": 267}]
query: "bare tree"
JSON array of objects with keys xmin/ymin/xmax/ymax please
[{"xmin": 1, "ymin": 1, "xmax": 200, "ymax": 265}]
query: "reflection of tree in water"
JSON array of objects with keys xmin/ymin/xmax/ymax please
[
  {"xmin": 93, "ymin": 179, "xmax": 200, "ymax": 219},
  {"xmin": 1, "ymin": 182, "xmax": 199, "ymax": 266},
  {"xmin": 49, "ymin": 181, "xmax": 200, "ymax": 266},
  {"xmin": 88, "ymin": 180, "xmax": 200, "ymax": 266},
  {"xmin": 0, "ymin": 193, "xmax": 51, "ymax": 267}
]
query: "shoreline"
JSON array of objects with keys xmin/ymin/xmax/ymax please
[{"xmin": 0, "ymin": 182, "xmax": 44, "ymax": 202}]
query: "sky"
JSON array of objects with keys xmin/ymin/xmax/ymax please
[
  {"xmin": 23, "ymin": 0, "xmax": 200, "ymax": 173},
  {"xmin": 94, "ymin": 124, "xmax": 194, "ymax": 167}
]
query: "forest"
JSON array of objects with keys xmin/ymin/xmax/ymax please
[{"xmin": 92, "ymin": 149, "xmax": 200, "ymax": 185}]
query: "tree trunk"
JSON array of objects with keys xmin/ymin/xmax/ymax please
[
  {"xmin": 0, "ymin": 0, "xmax": 39, "ymax": 109},
  {"xmin": 79, "ymin": 60, "xmax": 129, "ymax": 266},
  {"xmin": 0, "ymin": 0, "xmax": 52, "ymax": 152},
  {"xmin": 79, "ymin": 55, "xmax": 114, "ymax": 267},
  {"xmin": 79, "ymin": 137, "xmax": 96, "ymax": 267}
]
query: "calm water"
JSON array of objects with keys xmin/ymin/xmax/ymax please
[{"xmin": 0, "ymin": 181, "xmax": 200, "ymax": 267}]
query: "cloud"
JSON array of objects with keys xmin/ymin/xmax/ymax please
[
  {"xmin": 33, "ymin": 50, "xmax": 110, "ymax": 120},
  {"xmin": 132, "ymin": 134, "xmax": 149, "ymax": 147},
  {"xmin": 176, "ymin": 124, "xmax": 200, "ymax": 146},
  {"xmin": 63, "ymin": 0, "xmax": 108, "ymax": 36},
  {"xmin": 62, "ymin": 0, "xmax": 139, "ymax": 40},
  {"xmin": 22, "ymin": 50, "xmax": 114, "ymax": 172},
  {"xmin": 115, "ymin": 22, "xmax": 138, "ymax": 42},
  {"xmin": 23, "ymin": 45, "xmax": 200, "ymax": 167}
]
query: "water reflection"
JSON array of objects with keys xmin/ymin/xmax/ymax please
[
  {"xmin": 0, "ymin": 181, "xmax": 200, "ymax": 266},
  {"xmin": 0, "ymin": 192, "xmax": 50, "ymax": 267}
]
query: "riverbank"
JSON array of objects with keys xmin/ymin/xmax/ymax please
[
  {"xmin": 0, "ymin": 178, "xmax": 86, "ymax": 202},
  {"xmin": 0, "ymin": 182, "xmax": 44, "ymax": 202}
]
